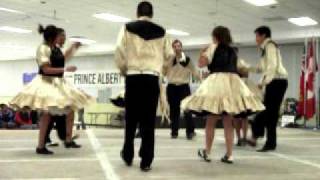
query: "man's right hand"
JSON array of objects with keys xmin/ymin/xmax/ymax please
[{"xmin": 65, "ymin": 66, "xmax": 77, "ymax": 72}]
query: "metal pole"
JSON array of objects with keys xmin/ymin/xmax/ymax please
[
  {"xmin": 303, "ymin": 38, "xmax": 308, "ymax": 128},
  {"xmin": 316, "ymin": 37, "xmax": 320, "ymax": 130}
]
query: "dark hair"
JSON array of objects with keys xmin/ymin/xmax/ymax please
[
  {"xmin": 255, "ymin": 26, "xmax": 271, "ymax": 38},
  {"xmin": 56, "ymin": 27, "xmax": 65, "ymax": 35},
  {"xmin": 212, "ymin": 26, "xmax": 233, "ymax": 45},
  {"xmin": 137, "ymin": 1, "xmax": 153, "ymax": 18},
  {"xmin": 172, "ymin": 39, "xmax": 182, "ymax": 47},
  {"xmin": 38, "ymin": 24, "xmax": 58, "ymax": 44}
]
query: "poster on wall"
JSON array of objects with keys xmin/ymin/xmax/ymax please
[
  {"xmin": 65, "ymin": 71, "xmax": 125, "ymax": 103},
  {"xmin": 23, "ymin": 72, "xmax": 37, "ymax": 85},
  {"xmin": 64, "ymin": 71, "xmax": 124, "ymax": 88}
]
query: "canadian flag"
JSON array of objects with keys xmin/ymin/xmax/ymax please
[{"xmin": 297, "ymin": 39, "xmax": 318, "ymax": 119}]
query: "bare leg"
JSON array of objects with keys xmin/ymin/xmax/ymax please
[
  {"xmin": 38, "ymin": 112, "xmax": 51, "ymax": 149},
  {"xmin": 233, "ymin": 118, "xmax": 242, "ymax": 141},
  {"xmin": 242, "ymin": 118, "xmax": 248, "ymax": 140},
  {"xmin": 66, "ymin": 110, "xmax": 74, "ymax": 143},
  {"xmin": 205, "ymin": 115, "xmax": 219, "ymax": 155},
  {"xmin": 223, "ymin": 115, "xmax": 234, "ymax": 157}
]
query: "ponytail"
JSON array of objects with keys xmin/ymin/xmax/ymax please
[{"xmin": 38, "ymin": 24, "xmax": 45, "ymax": 34}]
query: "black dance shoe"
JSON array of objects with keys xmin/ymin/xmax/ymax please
[
  {"xmin": 236, "ymin": 139, "xmax": 242, "ymax": 146},
  {"xmin": 64, "ymin": 141, "xmax": 81, "ymax": 148},
  {"xmin": 140, "ymin": 165, "xmax": 152, "ymax": 172},
  {"xmin": 241, "ymin": 138, "xmax": 247, "ymax": 146},
  {"xmin": 256, "ymin": 147, "xmax": 275, "ymax": 152},
  {"xmin": 46, "ymin": 142, "xmax": 59, "ymax": 147},
  {"xmin": 187, "ymin": 132, "xmax": 196, "ymax": 140},
  {"xmin": 198, "ymin": 149, "xmax": 211, "ymax": 162},
  {"xmin": 171, "ymin": 134, "xmax": 178, "ymax": 139},
  {"xmin": 36, "ymin": 147, "xmax": 54, "ymax": 155},
  {"xmin": 221, "ymin": 155, "xmax": 233, "ymax": 164},
  {"xmin": 120, "ymin": 151, "xmax": 132, "ymax": 166},
  {"xmin": 246, "ymin": 139, "xmax": 257, "ymax": 147}
]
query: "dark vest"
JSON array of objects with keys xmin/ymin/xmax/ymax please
[
  {"xmin": 173, "ymin": 56, "xmax": 190, "ymax": 67},
  {"xmin": 39, "ymin": 47, "xmax": 65, "ymax": 77},
  {"xmin": 208, "ymin": 44, "xmax": 238, "ymax": 74}
]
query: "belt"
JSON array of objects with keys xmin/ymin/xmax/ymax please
[
  {"xmin": 127, "ymin": 70, "xmax": 160, "ymax": 76},
  {"xmin": 274, "ymin": 75, "xmax": 287, "ymax": 80}
]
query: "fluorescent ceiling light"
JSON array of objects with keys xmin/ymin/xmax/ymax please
[
  {"xmin": 93, "ymin": 13, "xmax": 130, "ymax": 23},
  {"xmin": 69, "ymin": 36, "xmax": 96, "ymax": 45},
  {"xmin": 0, "ymin": 45, "xmax": 29, "ymax": 50},
  {"xmin": 0, "ymin": 7, "xmax": 25, "ymax": 14},
  {"xmin": 167, "ymin": 29, "xmax": 190, "ymax": 36},
  {"xmin": 288, "ymin": 17, "xmax": 318, "ymax": 26},
  {"xmin": 243, "ymin": 0, "xmax": 278, "ymax": 6},
  {"xmin": 0, "ymin": 26, "xmax": 32, "ymax": 34}
]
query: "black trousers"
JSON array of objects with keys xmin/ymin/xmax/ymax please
[
  {"xmin": 45, "ymin": 115, "xmax": 67, "ymax": 143},
  {"xmin": 122, "ymin": 75, "xmax": 159, "ymax": 167},
  {"xmin": 167, "ymin": 84, "xmax": 194, "ymax": 136},
  {"xmin": 252, "ymin": 79, "xmax": 288, "ymax": 149}
]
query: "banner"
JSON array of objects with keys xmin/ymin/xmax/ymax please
[
  {"xmin": 65, "ymin": 71, "xmax": 124, "ymax": 88},
  {"xmin": 23, "ymin": 72, "xmax": 37, "ymax": 85}
]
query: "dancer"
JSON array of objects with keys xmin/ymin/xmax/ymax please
[
  {"xmin": 44, "ymin": 27, "xmax": 82, "ymax": 148},
  {"xmin": 10, "ymin": 24, "xmax": 93, "ymax": 155},
  {"xmin": 181, "ymin": 26, "xmax": 265, "ymax": 164},
  {"xmin": 166, "ymin": 39, "xmax": 200, "ymax": 139},
  {"xmin": 115, "ymin": 1, "xmax": 173, "ymax": 171},
  {"xmin": 234, "ymin": 49, "xmax": 263, "ymax": 146},
  {"xmin": 248, "ymin": 26, "xmax": 288, "ymax": 152}
]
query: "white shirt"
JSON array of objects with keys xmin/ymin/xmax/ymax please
[
  {"xmin": 115, "ymin": 16, "xmax": 174, "ymax": 76},
  {"xmin": 252, "ymin": 38, "xmax": 288, "ymax": 86},
  {"xmin": 166, "ymin": 52, "xmax": 200, "ymax": 85}
]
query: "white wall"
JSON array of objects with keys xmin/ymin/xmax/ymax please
[{"xmin": 0, "ymin": 43, "xmax": 305, "ymax": 100}]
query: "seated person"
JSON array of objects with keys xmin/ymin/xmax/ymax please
[
  {"xmin": 15, "ymin": 106, "xmax": 37, "ymax": 129},
  {"xmin": 0, "ymin": 104, "xmax": 15, "ymax": 129}
]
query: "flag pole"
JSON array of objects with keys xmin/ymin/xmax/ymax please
[
  {"xmin": 316, "ymin": 37, "xmax": 320, "ymax": 130},
  {"xmin": 303, "ymin": 38, "xmax": 308, "ymax": 128}
]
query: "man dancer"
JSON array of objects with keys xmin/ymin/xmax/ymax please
[
  {"xmin": 248, "ymin": 26, "xmax": 288, "ymax": 152},
  {"xmin": 166, "ymin": 39, "xmax": 200, "ymax": 139},
  {"xmin": 115, "ymin": 1, "xmax": 173, "ymax": 172}
]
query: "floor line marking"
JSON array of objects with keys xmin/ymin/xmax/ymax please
[
  {"xmin": 270, "ymin": 152, "xmax": 320, "ymax": 169},
  {"xmin": 0, "ymin": 158, "xmax": 97, "ymax": 163},
  {"xmin": 86, "ymin": 129, "xmax": 119, "ymax": 180},
  {"xmin": 8, "ymin": 178, "xmax": 79, "ymax": 180}
]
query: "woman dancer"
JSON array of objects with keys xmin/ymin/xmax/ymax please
[
  {"xmin": 45, "ymin": 27, "xmax": 82, "ymax": 148},
  {"xmin": 181, "ymin": 26, "xmax": 265, "ymax": 163},
  {"xmin": 235, "ymin": 54, "xmax": 263, "ymax": 146},
  {"xmin": 10, "ymin": 25, "xmax": 94, "ymax": 154}
]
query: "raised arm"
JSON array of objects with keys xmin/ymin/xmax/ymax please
[
  {"xmin": 162, "ymin": 35, "xmax": 175, "ymax": 76},
  {"xmin": 37, "ymin": 44, "xmax": 77, "ymax": 75},
  {"xmin": 64, "ymin": 42, "xmax": 81, "ymax": 61}
]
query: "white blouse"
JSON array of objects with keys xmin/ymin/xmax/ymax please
[{"xmin": 36, "ymin": 43, "xmax": 51, "ymax": 67}]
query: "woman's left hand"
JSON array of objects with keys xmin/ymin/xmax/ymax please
[{"xmin": 73, "ymin": 42, "xmax": 82, "ymax": 49}]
